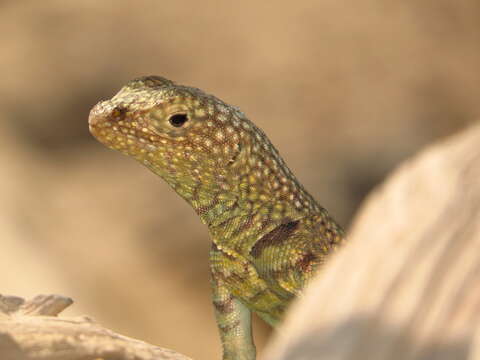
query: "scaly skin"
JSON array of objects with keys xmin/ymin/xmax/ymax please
[{"xmin": 88, "ymin": 76, "xmax": 344, "ymax": 360}]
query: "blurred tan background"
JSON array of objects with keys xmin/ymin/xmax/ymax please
[{"xmin": 0, "ymin": 1, "xmax": 479, "ymax": 359}]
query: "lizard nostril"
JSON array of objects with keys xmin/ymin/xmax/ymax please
[{"xmin": 111, "ymin": 105, "xmax": 128, "ymax": 122}]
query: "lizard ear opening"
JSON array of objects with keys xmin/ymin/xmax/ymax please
[{"xmin": 168, "ymin": 113, "xmax": 189, "ymax": 127}]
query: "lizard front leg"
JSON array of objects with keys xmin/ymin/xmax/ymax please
[{"xmin": 211, "ymin": 268, "xmax": 255, "ymax": 360}]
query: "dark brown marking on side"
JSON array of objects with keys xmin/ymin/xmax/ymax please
[{"xmin": 250, "ymin": 219, "xmax": 300, "ymax": 258}]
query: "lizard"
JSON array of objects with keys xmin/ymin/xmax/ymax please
[{"xmin": 88, "ymin": 75, "xmax": 345, "ymax": 360}]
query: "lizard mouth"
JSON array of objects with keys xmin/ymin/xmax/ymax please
[
  {"xmin": 88, "ymin": 111, "xmax": 116, "ymax": 147},
  {"xmin": 88, "ymin": 110, "xmax": 107, "ymax": 143},
  {"xmin": 87, "ymin": 105, "xmax": 102, "ymax": 135}
]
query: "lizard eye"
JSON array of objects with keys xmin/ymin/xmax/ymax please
[{"xmin": 168, "ymin": 113, "xmax": 189, "ymax": 127}]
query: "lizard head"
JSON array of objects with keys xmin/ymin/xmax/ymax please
[
  {"xmin": 89, "ymin": 75, "xmax": 246, "ymax": 173},
  {"xmin": 89, "ymin": 75, "xmax": 317, "ymax": 222},
  {"xmin": 88, "ymin": 76, "xmax": 270, "ymax": 194}
]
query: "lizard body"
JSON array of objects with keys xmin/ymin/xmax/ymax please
[{"xmin": 88, "ymin": 76, "xmax": 344, "ymax": 360}]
